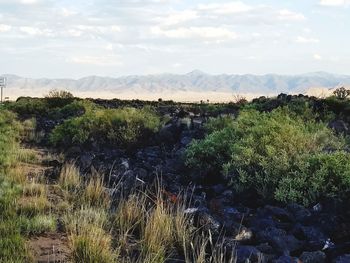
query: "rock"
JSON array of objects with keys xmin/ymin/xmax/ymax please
[
  {"xmin": 292, "ymin": 225, "xmax": 327, "ymax": 250},
  {"xmin": 159, "ymin": 123, "xmax": 180, "ymax": 144},
  {"xmin": 286, "ymin": 203, "xmax": 311, "ymax": 222},
  {"xmin": 256, "ymin": 243, "xmax": 274, "ymax": 254},
  {"xmin": 44, "ymin": 167, "xmax": 61, "ymax": 181},
  {"xmin": 194, "ymin": 211, "xmax": 221, "ymax": 234},
  {"xmin": 236, "ymin": 245, "xmax": 263, "ymax": 263},
  {"xmin": 235, "ymin": 226, "xmax": 253, "ymax": 242},
  {"xmin": 300, "ymin": 251, "xmax": 326, "ymax": 263},
  {"xmin": 269, "ymin": 234, "xmax": 303, "ymax": 255},
  {"xmin": 250, "ymin": 218, "xmax": 277, "ymax": 232},
  {"xmin": 328, "ymin": 120, "xmax": 349, "ymax": 134},
  {"xmin": 65, "ymin": 146, "xmax": 82, "ymax": 157},
  {"xmin": 256, "ymin": 227, "xmax": 286, "ymax": 243},
  {"xmin": 313, "ymin": 203, "xmax": 322, "ymax": 212},
  {"xmin": 79, "ymin": 153, "xmax": 94, "ymax": 170},
  {"xmin": 273, "ymin": 255, "xmax": 299, "ymax": 263},
  {"xmin": 263, "ymin": 205, "xmax": 294, "ymax": 223},
  {"xmin": 257, "ymin": 227, "xmax": 302, "ymax": 255},
  {"xmin": 180, "ymin": 136, "xmax": 192, "ymax": 146},
  {"xmin": 335, "ymin": 254, "xmax": 350, "ymax": 263}
]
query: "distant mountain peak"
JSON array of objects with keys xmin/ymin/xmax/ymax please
[
  {"xmin": 2, "ymin": 71, "xmax": 350, "ymax": 101},
  {"xmin": 186, "ymin": 70, "xmax": 207, "ymax": 76}
]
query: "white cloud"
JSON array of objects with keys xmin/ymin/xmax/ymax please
[
  {"xmin": 68, "ymin": 55, "xmax": 122, "ymax": 66},
  {"xmin": 105, "ymin": 44, "xmax": 114, "ymax": 51},
  {"xmin": 156, "ymin": 10, "xmax": 198, "ymax": 26},
  {"xmin": 277, "ymin": 9, "xmax": 306, "ymax": 21},
  {"xmin": 198, "ymin": 2, "xmax": 252, "ymax": 14},
  {"xmin": 0, "ymin": 24, "xmax": 11, "ymax": 32},
  {"xmin": 61, "ymin": 8, "xmax": 78, "ymax": 17},
  {"xmin": 319, "ymin": 0, "xmax": 350, "ymax": 6},
  {"xmin": 313, "ymin": 54, "xmax": 322, "ymax": 60},
  {"xmin": 151, "ymin": 26, "xmax": 237, "ymax": 40},
  {"xmin": 19, "ymin": 0, "xmax": 39, "ymax": 4},
  {"xmin": 296, "ymin": 36, "xmax": 319, "ymax": 43},
  {"xmin": 19, "ymin": 26, "xmax": 54, "ymax": 37}
]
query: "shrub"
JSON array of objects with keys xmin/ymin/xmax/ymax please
[
  {"xmin": 333, "ymin": 87, "xmax": 350, "ymax": 100},
  {"xmin": 46, "ymin": 89, "xmax": 74, "ymax": 99},
  {"xmin": 50, "ymin": 107, "xmax": 161, "ymax": 148},
  {"xmin": 8, "ymin": 97, "xmax": 48, "ymax": 115},
  {"xmin": 275, "ymin": 151, "xmax": 350, "ymax": 205},
  {"xmin": 186, "ymin": 107, "xmax": 347, "ymax": 205}
]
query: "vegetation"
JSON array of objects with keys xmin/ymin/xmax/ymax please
[
  {"xmin": 333, "ymin": 86, "xmax": 350, "ymax": 100},
  {"xmin": 50, "ymin": 106, "xmax": 162, "ymax": 148},
  {"xmin": 186, "ymin": 107, "xmax": 350, "ymax": 205},
  {"xmin": 0, "ymin": 109, "xmax": 60, "ymax": 262},
  {"xmin": 2, "ymin": 92, "xmax": 350, "ymax": 261},
  {"xmin": 59, "ymin": 165, "xmax": 236, "ymax": 263}
]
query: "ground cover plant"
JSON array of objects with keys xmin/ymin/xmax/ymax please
[
  {"xmin": 50, "ymin": 106, "xmax": 162, "ymax": 148},
  {"xmin": 1, "ymin": 92, "xmax": 350, "ymax": 262},
  {"xmin": 186, "ymin": 106, "xmax": 350, "ymax": 205}
]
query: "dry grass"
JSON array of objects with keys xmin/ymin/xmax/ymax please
[
  {"xmin": 21, "ymin": 118, "xmax": 36, "ymax": 142},
  {"xmin": 56, "ymin": 163, "xmax": 237, "ymax": 263},
  {"xmin": 22, "ymin": 182, "xmax": 46, "ymax": 197},
  {"xmin": 17, "ymin": 195, "xmax": 51, "ymax": 216},
  {"xmin": 59, "ymin": 162, "xmax": 81, "ymax": 191},
  {"xmin": 7, "ymin": 165, "xmax": 27, "ymax": 184},
  {"xmin": 63, "ymin": 206, "xmax": 114, "ymax": 263},
  {"xmin": 16, "ymin": 148, "xmax": 39, "ymax": 164},
  {"xmin": 80, "ymin": 175, "xmax": 110, "ymax": 208},
  {"xmin": 69, "ymin": 225, "xmax": 115, "ymax": 263}
]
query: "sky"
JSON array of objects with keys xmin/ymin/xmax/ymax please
[{"xmin": 0, "ymin": 0, "xmax": 349, "ymax": 79}]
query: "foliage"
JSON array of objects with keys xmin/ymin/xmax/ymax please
[
  {"xmin": 7, "ymin": 97, "xmax": 48, "ymax": 115},
  {"xmin": 275, "ymin": 151, "xmax": 350, "ymax": 205},
  {"xmin": 0, "ymin": 110, "xmax": 31, "ymax": 262},
  {"xmin": 45, "ymin": 89, "xmax": 74, "ymax": 99},
  {"xmin": 186, "ymin": 107, "xmax": 348, "ymax": 205},
  {"xmin": 49, "ymin": 107, "xmax": 161, "ymax": 148},
  {"xmin": 0, "ymin": 110, "xmax": 21, "ymax": 168},
  {"xmin": 333, "ymin": 87, "xmax": 350, "ymax": 100}
]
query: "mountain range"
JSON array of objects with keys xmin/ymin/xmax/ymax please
[{"xmin": 1, "ymin": 71, "xmax": 350, "ymax": 101}]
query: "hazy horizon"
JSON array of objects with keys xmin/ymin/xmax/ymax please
[
  {"xmin": 2, "ymin": 70, "xmax": 350, "ymax": 81},
  {"xmin": 1, "ymin": 0, "xmax": 349, "ymax": 79}
]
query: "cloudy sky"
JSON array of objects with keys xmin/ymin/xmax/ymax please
[{"xmin": 0, "ymin": 0, "xmax": 349, "ymax": 78}]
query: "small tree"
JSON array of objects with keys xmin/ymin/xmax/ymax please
[
  {"xmin": 46, "ymin": 89, "xmax": 74, "ymax": 99},
  {"xmin": 333, "ymin": 87, "xmax": 350, "ymax": 100}
]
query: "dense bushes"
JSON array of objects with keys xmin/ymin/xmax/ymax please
[
  {"xmin": 50, "ymin": 106, "xmax": 161, "ymax": 148},
  {"xmin": 0, "ymin": 110, "xmax": 21, "ymax": 168},
  {"xmin": 186, "ymin": 107, "xmax": 349, "ymax": 205}
]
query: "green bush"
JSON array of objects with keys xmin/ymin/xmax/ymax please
[
  {"xmin": 7, "ymin": 97, "xmax": 48, "ymax": 115},
  {"xmin": 275, "ymin": 151, "xmax": 350, "ymax": 205},
  {"xmin": 186, "ymin": 107, "xmax": 348, "ymax": 205},
  {"xmin": 0, "ymin": 110, "xmax": 21, "ymax": 168},
  {"xmin": 50, "ymin": 106, "xmax": 161, "ymax": 148}
]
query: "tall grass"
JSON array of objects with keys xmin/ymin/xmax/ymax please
[
  {"xmin": 62, "ymin": 168, "xmax": 238, "ymax": 262},
  {"xmin": 0, "ymin": 109, "xmax": 54, "ymax": 262},
  {"xmin": 59, "ymin": 162, "xmax": 81, "ymax": 191}
]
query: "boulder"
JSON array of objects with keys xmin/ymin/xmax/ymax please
[
  {"xmin": 194, "ymin": 211, "xmax": 221, "ymax": 234},
  {"xmin": 334, "ymin": 254, "xmax": 350, "ymax": 263},
  {"xmin": 273, "ymin": 255, "xmax": 299, "ymax": 263},
  {"xmin": 236, "ymin": 245, "xmax": 263, "ymax": 263},
  {"xmin": 300, "ymin": 251, "xmax": 326, "ymax": 263},
  {"xmin": 328, "ymin": 120, "xmax": 349, "ymax": 134}
]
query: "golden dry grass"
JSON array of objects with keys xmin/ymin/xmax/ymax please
[{"xmin": 59, "ymin": 162, "xmax": 81, "ymax": 191}]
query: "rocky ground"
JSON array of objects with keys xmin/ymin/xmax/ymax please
[{"xmin": 31, "ymin": 96, "xmax": 350, "ymax": 263}]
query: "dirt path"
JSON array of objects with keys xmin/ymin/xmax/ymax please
[{"xmin": 20, "ymin": 146, "xmax": 71, "ymax": 263}]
